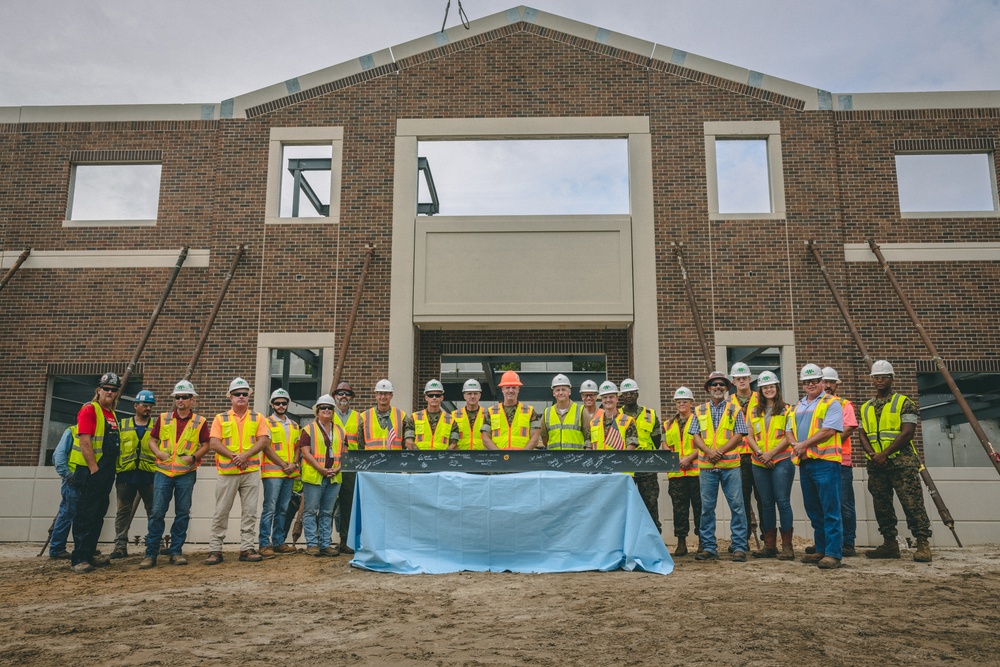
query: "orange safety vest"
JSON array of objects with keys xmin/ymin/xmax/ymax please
[
  {"xmin": 663, "ymin": 414, "xmax": 699, "ymax": 478},
  {"xmin": 451, "ymin": 407, "xmax": 485, "ymax": 450},
  {"xmin": 300, "ymin": 421, "xmax": 344, "ymax": 485},
  {"xmin": 748, "ymin": 404, "xmax": 793, "ymax": 467},
  {"xmin": 262, "ymin": 415, "xmax": 300, "ymax": 479},
  {"xmin": 790, "ymin": 394, "xmax": 843, "ymax": 464},
  {"xmin": 215, "ymin": 410, "xmax": 265, "ymax": 475},
  {"xmin": 694, "ymin": 400, "xmax": 741, "ymax": 469},
  {"xmin": 155, "ymin": 412, "xmax": 207, "ymax": 478},
  {"xmin": 362, "ymin": 407, "xmax": 404, "ymax": 450},
  {"xmin": 487, "ymin": 403, "xmax": 534, "ymax": 449},
  {"xmin": 412, "ymin": 410, "xmax": 454, "ymax": 450}
]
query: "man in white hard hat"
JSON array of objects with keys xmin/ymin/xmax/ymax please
[
  {"xmin": 258, "ymin": 388, "xmax": 300, "ymax": 558},
  {"xmin": 331, "ymin": 381, "xmax": 361, "ymax": 554},
  {"xmin": 359, "ymin": 379, "xmax": 405, "ymax": 450},
  {"xmin": 788, "ymin": 363, "xmax": 844, "ymax": 569},
  {"xmin": 452, "ymin": 379, "xmax": 486, "ymax": 449},
  {"xmin": 619, "ymin": 378, "xmax": 663, "ymax": 533},
  {"xmin": 588, "ymin": 381, "xmax": 638, "ymax": 450},
  {"xmin": 690, "ymin": 371, "xmax": 750, "ymax": 562},
  {"xmin": 727, "ymin": 362, "xmax": 764, "ymax": 545},
  {"xmin": 857, "ymin": 360, "xmax": 932, "ymax": 563},
  {"xmin": 663, "ymin": 386, "xmax": 700, "ymax": 557},
  {"xmin": 579, "ymin": 379, "xmax": 600, "ymax": 425},
  {"xmin": 540, "ymin": 374, "xmax": 588, "ymax": 450},
  {"xmin": 205, "ymin": 377, "xmax": 271, "ymax": 565},
  {"xmin": 482, "ymin": 371, "xmax": 541, "ymax": 450},
  {"xmin": 405, "ymin": 379, "xmax": 455, "ymax": 450},
  {"xmin": 141, "ymin": 380, "xmax": 210, "ymax": 569}
]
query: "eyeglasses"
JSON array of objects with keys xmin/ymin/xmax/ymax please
[
  {"xmin": 708, "ymin": 382, "xmax": 728, "ymax": 388},
  {"xmin": 334, "ymin": 391, "xmax": 354, "ymax": 397},
  {"xmin": 426, "ymin": 393, "xmax": 444, "ymax": 399},
  {"xmin": 232, "ymin": 392, "xmax": 249, "ymax": 398},
  {"xmin": 802, "ymin": 379, "xmax": 821, "ymax": 386},
  {"xmin": 100, "ymin": 386, "xmax": 119, "ymax": 393},
  {"xmin": 272, "ymin": 400, "xmax": 289, "ymax": 407},
  {"xmin": 317, "ymin": 405, "xmax": 334, "ymax": 411},
  {"xmin": 175, "ymin": 395, "xmax": 193, "ymax": 400}
]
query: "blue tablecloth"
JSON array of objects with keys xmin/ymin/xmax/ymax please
[{"xmin": 346, "ymin": 471, "xmax": 673, "ymax": 575}]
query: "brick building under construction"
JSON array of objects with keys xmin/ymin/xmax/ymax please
[{"xmin": 1, "ymin": 7, "xmax": 998, "ymax": 544}]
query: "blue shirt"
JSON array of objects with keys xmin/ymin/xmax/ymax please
[
  {"xmin": 53, "ymin": 427, "xmax": 73, "ymax": 479},
  {"xmin": 688, "ymin": 399, "xmax": 749, "ymax": 436},
  {"xmin": 795, "ymin": 395, "xmax": 843, "ymax": 437}
]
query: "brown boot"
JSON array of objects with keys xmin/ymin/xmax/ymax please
[
  {"xmin": 752, "ymin": 529, "xmax": 778, "ymax": 558},
  {"xmin": 778, "ymin": 529, "xmax": 794, "ymax": 561},
  {"xmin": 866, "ymin": 536, "xmax": 901, "ymax": 559},
  {"xmin": 913, "ymin": 537, "xmax": 932, "ymax": 563},
  {"xmin": 673, "ymin": 538, "xmax": 688, "ymax": 557}
]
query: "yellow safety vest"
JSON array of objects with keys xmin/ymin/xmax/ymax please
[
  {"xmin": 589, "ymin": 410, "xmax": 634, "ymax": 451},
  {"xmin": 155, "ymin": 412, "xmax": 207, "ymax": 478},
  {"xmin": 544, "ymin": 403, "xmax": 587, "ymax": 450},
  {"xmin": 488, "ymin": 403, "xmax": 534, "ymax": 449},
  {"xmin": 748, "ymin": 404, "xmax": 793, "ymax": 467},
  {"xmin": 362, "ymin": 407, "xmax": 404, "ymax": 450},
  {"xmin": 118, "ymin": 416, "xmax": 158, "ymax": 473},
  {"xmin": 68, "ymin": 401, "xmax": 113, "ymax": 473},
  {"xmin": 694, "ymin": 400, "xmax": 740, "ymax": 469},
  {"xmin": 663, "ymin": 414, "xmax": 698, "ymax": 478},
  {"xmin": 412, "ymin": 410, "xmax": 454, "ymax": 450},
  {"xmin": 620, "ymin": 406, "xmax": 657, "ymax": 451},
  {"xmin": 789, "ymin": 395, "xmax": 842, "ymax": 464},
  {"xmin": 300, "ymin": 421, "xmax": 343, "ymax": 486},
  {"xmin": 215, "ymin": 410, "xmax": 265, "ymax": 475},
  {"xmin": 860, "ymin": 393, "xmax": 916, "ymax": 459},
  {"xmin": 451, "ymin": 407, "xmax": 485, "ymax": 450},
  {"xmin": 728, "ymin": 393, "xmax": 757, "ymax": 455},
  {"xmin": 262, "ymin": 415, "xmax": 301, "ymax": 479},
  {"xmin": 335, "ymin": 410, "xmax": 360, "ymax": 450}
]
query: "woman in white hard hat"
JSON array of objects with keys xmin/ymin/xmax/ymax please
[
  {"xmin": 744, "ymin": 371, "xmax": 796, "ymax": 560},
  {"xmin": 297, "ymin": 394, "xmax": 345, "ymax": 557}
]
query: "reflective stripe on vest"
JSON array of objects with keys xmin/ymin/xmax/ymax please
[
  {"xmin": 488, "ymin": 403, "xmax": 533, "ymax": 450},
  {"xmin": 216, "ymin": 411, "xmax": 264, "ymax": 475},
  {"xmin": 68, "ymin": 401, "xmax": 107, "ymax": 473},
  {"xmin": 749, "ymin": 405, "xmax": 793, "ymax": 466},
  {"xmin": 620, "ymin": 406, "xmax": 656, "ymax": 451},
  {"xmin": 117, "ymin": 416, "xmax": 158, "ymax": 473},
  {"xmin": 362, "ymin": 407, "xmax": 404, "ymax": 450},
  {"xmin": 156, "ymin": 412, "xmax": 207, "ymax": 477},
  {"xmin": 300, "ymin": 421, "xmax": 343, "ymax": 486},
  {"xmin": 695, "ymin": 401, "xmax": 740, "ymax": 469},
  {"xmin": 335, "ymin": 410, "xmax": 360, "ymax": 450},
  {"xmin": 452, "ymin": 407, "xmax": 485, "ymax": 450},
  {"xmin": 728, "ymin": 393, "xmax": 757, "ymax": 455},
  {"xmin": 589, "ymin": 410, "xmax": 634, "ymax": 451},
  {"xmin": 413, "ymin": 410, "xmax": 454, "ymax": 450},
  {"xmin": 790, "ymin": 395, "xmax": 842, "ymax": 464},
  {"xmin": 544, "ymin": 403, "xmax": 586, "ymax": 450},
  {"xmin": 262, "ymin": 415, "xmax": 301, "ymax": 479},
  {"xmin": 860, "ymin": 393, "xmax": 913, "ymax": 459},
  {"xmin": 664, "ymin": 414, "xmax": 699, "ymax": 478}
]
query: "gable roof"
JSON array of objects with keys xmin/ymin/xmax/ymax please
[{"xmin": 2, "ymin": 5, "xmax": 999, "ymax": 124}]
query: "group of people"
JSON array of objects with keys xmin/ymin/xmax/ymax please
[{"xmin": 51, "ymin": 360, "xmax": 933, "ymax": 573}]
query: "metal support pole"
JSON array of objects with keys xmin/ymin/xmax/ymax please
[
  {"xmin": 867, "ymin": 238, "xmax": 1000, "ymax": 476},
  {"xmin": 0, "ymin": 248, "xmax": 32, "ymax": 293},
  {"xmin": 330, "ymin": 245, "xmax": 375, "ymax": 392},
  {"xmin": 184, "ymin": 244, "xmax": 246, "ymax": 380},
  {"xmin": 672, "ymin": 243, "xmax": 714, "ymax": 374}
]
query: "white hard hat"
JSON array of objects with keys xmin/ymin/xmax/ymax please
[
  {"xmin": 551, "ymin": 373, "xmax": 572, "ymax": 389},
  {"xmin": 756, "ymin": 371, "xmax": 779, "ymax": 387},
  {"xmin": 580, "ymin": 379, "xmax": 599, "ymax": 394},
  {"xmin": 424, "ymin": 379, "xmax": 444, "ymax": 394},
  {"xmin": 821, "ymin": 366, "xmax": 840, "ymax": 382},
  {"xmin": 673, "ymin": 386, "xmax": 694, "ymax": 401},
  {"xmin": 730, "ymin": 362, "xmax": 752, "ymax": 378},
  {"xmin": 598, "ymin": 380, "xmax": 619, "ymax": 397},
  {"xmin": 170, "ymin": 380, "xmax": 198, "ymax": 397},
  {"xmin": 374, "ymin": 379, "xmax": 394, "ymax": 392},
  {"xmin": 228, "ymin": 377, "xmax": 251, "ymax": 395},
  {"xmin": 270, "ymin": 388, "xmax": 291, "ymax": 402},
  {"xmin": 314, "ymin": 394, "xmax": 335, "ymax": 410},
  {"xmin": 620, "ymin": 378, "xmax": 639, "ymax": 392},
  {"xmin": 462, "ymin": 379, "xmax": 482, "ymax": 393},
  {"xmin": 870, "ymin": 360, "xmax": 895, "ymax": 377},
  {"xmin": 800, "ymin": 364, "xmax": 823, "ymax": 381}
]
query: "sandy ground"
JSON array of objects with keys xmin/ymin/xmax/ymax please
[{"xmin": 1, "ymin": 540, "xmax": 998, "ymax": 666}]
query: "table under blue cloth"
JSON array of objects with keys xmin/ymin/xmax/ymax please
[{"xmin": 345, "ymin": 470, "xmax": 673, "ymax": 575}]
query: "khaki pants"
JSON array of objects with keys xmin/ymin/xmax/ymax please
[{"xmin": 209, "ymin": 471, "xmax": 261, "ymax": 552}]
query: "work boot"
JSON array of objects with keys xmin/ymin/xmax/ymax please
[
  {"xmin": 732, "ymin": 551, "xmax": 747, "ymax": 562},
  {"xmin": 90, "ymin": 555, "xmax": 111, "ymax": 568},
  {"xmin": 817, "ymin": 556, "xmax": 842, "ymax": 569},
  {"xmin": 913, "ymin": 538, "xmax": 932, "ymax": 563},
  {"xmin": 778, "ymin": 529, "xmax": 795, "ymax": 561},
  {"xmin": 110, "ymin": 547, "xmax": 128, "ymax": 559},
  {"xmin": 866, "ymin": 536, "xmax": 901, "ymax": 559},
  {"xmin": 673, "ymin": 538, "xmax": 688, "ymax": 557},
  {"xmin": 138, "ymin": 557, "xmax": 156, "ymax": 570},
  {"xmin": 693, "ymin": 550, "xmax": 719, "ymax": 561},
  {"xmin": 258, "ymin": 546, "xmax": 276, "ymax": 559},
  {"xmin": 71, "ymin": 562, "xmax": 94, "ymax": 574},
  {"xmin": 842, "ymin": 544, "xmax": 857, "ymax": 558},
  {"xmin": 320, "ymin": 546, "xmax": 340, "ymax": 557},
  {"xmin": 274, "ymin": 544, "xmax": 297, "ymax": 554},
  {"xmin": 306, "ymin": 546, "xmax": 321, "ymax": 557},
  {"xmin": 800, "ymin": 552, "xmax": 824, "ymax": 564},
  {"xmin": 239, "ymin": 549, "xmax": 264, "ymax": 562},
  {"xmin": 752, "ymin": 529, "xmax": 778, "ymax": 558},
  {"xmin": 804, "ymin": 545, "xmax": 817, "ymax": 555},
  {"xmin": 50, "ymin": 551, "xmax": 71, "ymax": 560},
  {"xmin": 340, "ymin": 545, "xmax": 355, "ymax": 555},
  {"xmin": 169, "ymin": 554, "xmax": 188, "ymax": 566}
]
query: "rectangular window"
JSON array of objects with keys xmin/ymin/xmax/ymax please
[
  {"xmin": 714, "ymin": 331, "xmax": 797, "ymax": 400},
  {"xmin": 896, "ymin": 153, "xmax": 998, "ymax": 216},
  {"xmin": 265, "ymin": 127, "xmax": 343, "ymax": 225},
  {"xmin": 726, "ymin": 346, "xmax": 782, "ymax": 391},
  {"xmin": 705, "ymin": 121, "xmax": 785, "ymax": 220},
  {"xmin": 66, "ymin": 164, "xmax": 161, "ymax": 225},
  {"xmin": 918, "ymin": 371, "xmax": 1000, "ymax": 467},
  {"xmin": 269, "ymin": 349, "xmax": 323, "ymax": 425}
]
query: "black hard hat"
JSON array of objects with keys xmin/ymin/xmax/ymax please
[{"xmin": 99, "ymin": 371, "xmax": 122, "ymax": 388}]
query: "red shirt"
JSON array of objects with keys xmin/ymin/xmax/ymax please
[
  {"xmin": 77, "ymin": 402, "xmax": 119, "ymax": 436},
  {"xmin": 150, "ymin": 411, "xmax": 210, "ymax": 444}
]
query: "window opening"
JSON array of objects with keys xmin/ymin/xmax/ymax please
[
  {"xmin": 269, "ymin": 348, "xmax": 323, "ymax": 424},
  {"xmin": 68, "ymin": 164, "xmax": 161, "ymax": 221},
  {"xmin": 918, "ymin": 371, "xmax": 1000, "ymax": 467},
  {"xmin": 715, "ymin": 139, "xmax": 771, "ymax": 214},
  {"xmin": 43, "ymin": 373, "xmax": 143, "ymax": 465},
  {"xmin": 726, "ymin": 346, "xmax": 782, "ymax": 391},
  {"xmin": 280, "ymin": 146, "xmax": 332, "ymax": 218},
  {"xmin": 417, "ymin": 157, "xmax": 440, "ymax": 215},
  {"xmin": 895, "ymin": 153, "xmax": 997, "ymax": 213}
]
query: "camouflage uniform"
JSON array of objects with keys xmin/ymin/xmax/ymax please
[
  {"xmin": 865, "ymin": 395, "xmax": 932, "ymax": 540},
  {"xmin": 620, "ymin": 404, "xmax": 662, "ymax": 533},
  {"xmin": 668, "ymin": 476, "xmax": 701, "ymax": 538}
]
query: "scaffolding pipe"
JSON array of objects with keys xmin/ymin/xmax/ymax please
[
  {"xmin": 330, "ymin": 245, "xmax": 375, "ymax": 392},
  {"xmin": 672, "ymin": 243, "xmax": 714, "ymax": 374},
  {"xmin": 868, "ymin": 238, "xmax": 1000, "ymax": 477},
  {"xmin": 0, "ymin": 248, "xmax": 32, "ymax": 293},
  {"xmin": 183, "ymin": 244, "xmax": 246, "ymax": 381},
  {"xmin": 805, "ymin": 240, "xmax": 961, "ymax": 546}
]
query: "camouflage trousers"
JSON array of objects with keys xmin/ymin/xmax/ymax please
[
  {"xmin": 667, "ymin": 476, "xmax": 701, "ymax": 538},
  {"xmin": 867, "ymin": 451, "xmax": 932, "ymax": 540},
  {"xmin": 634, "ymin": 472, "xmax": 661, "ymax": 533}
]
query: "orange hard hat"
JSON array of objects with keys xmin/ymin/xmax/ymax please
[{"xmin": 498, "ymin": 370, "xmax": 523, "ymax": 387}]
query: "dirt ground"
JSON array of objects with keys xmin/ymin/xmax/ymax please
[{"xmin": 1, "ymin": 540, "xmax": 998, "ymax": 667}]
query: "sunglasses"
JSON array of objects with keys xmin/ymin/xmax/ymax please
[
  {"xmin": 100, "ymin": 386, "xmax": 119, "ymax": 393},
  {"xmin": 175, "ymin": 395, "xmax": 193, "ymax": 400},
  {"xmin": 272, "ymin": 400, "xmax": 289, "ymax": 407},
  {"xmin": 708, "ymin": 382, "xmax": 728, "ymax": 388},
  {"xmin": 802, "ymin": 379, "xmax": 821, "ymax": 385},
  {"xmin": 317, "ymin": 405, "xmax": 334, "ymax": 411},
  {"xmin": 426, "ymin": 393, "xmax": 444, "ymax": 399},
  {"xmin": 232, "ymin": 392, "xmax": 249, "ymax": 398},
  {"xmin": 334, "ymin": 391, "xmax": 354, "ymax": 397}
]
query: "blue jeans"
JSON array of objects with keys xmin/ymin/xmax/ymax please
[
  {"xmin": 751, "ymin": 459, "xmax": 795, "ymax": 532},
  {"xmin": 50, "ymin": 477, "xmax": 82, "ymax": 556},
  {"xmin": 800, "ymin": 459, "xmax": 843, "ymax": 559},
  {"xmin": 698, "ymin": 467, "xmax": 748, "ymax": 554},
  {"xmin": 841, "ymin": 465, "xmax": 857, "ymax": 547},
  {"xmin": 302, "ymin": 478, "xmax": 340, "ymax": 548},
  {"xmin": 259, "ymin": 476, "xmax": 293, "ymax": 548},
  {"xmin": 145, "ymin": 471, "xmax": 197, "ymax": 558}
]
